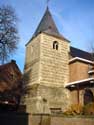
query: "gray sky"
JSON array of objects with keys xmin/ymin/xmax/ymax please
[{"xmin": 0, "ymin": 0, "xmax": 94, "ymax": 71}]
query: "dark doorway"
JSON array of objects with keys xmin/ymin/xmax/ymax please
[{"xmin": 84, "ymin": 89, "xmax": 93, "ymax": 105}]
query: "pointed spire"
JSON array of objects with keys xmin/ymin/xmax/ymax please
[{"xmin": 32, "ymin": 7, "xmax": 61, "ymax": 37}]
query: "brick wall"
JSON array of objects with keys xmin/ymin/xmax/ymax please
[{"xmin": 69, "ymin": 60, "xmax": 92, "ymax": 82}]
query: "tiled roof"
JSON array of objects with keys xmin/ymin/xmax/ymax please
[
  {"xmin": 0, "ymin": 60, "xmax": 22, "ymax": 93},
  {"xmin": 70, "ymin": 46, "xmax": 93, "ymax": 61}
]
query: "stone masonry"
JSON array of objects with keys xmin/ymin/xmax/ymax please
[{"xmin": 22, "ymin": 33, "xmax": 71, "ymax": 114}]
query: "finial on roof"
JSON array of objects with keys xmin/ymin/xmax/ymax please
[{"xmin": 46, "ymin": 0, "xmax": 50, "ymax": 8}]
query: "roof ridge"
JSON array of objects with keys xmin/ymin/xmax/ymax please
[{"xmin": 70, "ymin": 46, "xmax": 91, "ymax": 54}]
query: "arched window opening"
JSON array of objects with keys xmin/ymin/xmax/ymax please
[
  {"xmin": 53, "ymin": 41, "xmax": 58, "ymax": 50},
  {"xmin": 84, "ymin": 89, "xmax": 94, "ymax": 105}
]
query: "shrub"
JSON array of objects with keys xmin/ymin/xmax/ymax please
[{"xmin": 64, "ymin": 104, "xmax": 83, "ymax": 116}]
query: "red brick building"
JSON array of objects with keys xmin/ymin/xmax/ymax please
[{"xmin": 0, "ymin": 60, "xmax": 22, "ymax": 105}]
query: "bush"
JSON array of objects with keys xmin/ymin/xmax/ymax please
[
  {"xmin": 64, "ymin": 104, "xmax": 83, "ymax": 116},
  {"xmin": 64, "ymin": 103, "xmax": 94, "ymax": 116}
]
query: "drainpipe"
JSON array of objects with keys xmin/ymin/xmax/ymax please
[{"xmin": 77, "ymin": 84, "xmax": 80, "ymax": 104}]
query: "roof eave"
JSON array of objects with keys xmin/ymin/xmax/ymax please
[
  {"xmin": 64, "ymin": 78, "xmax": 94, "ymax": 88},
  {"xmin": 69, "ymin": 57, "xmax": 94, "ymax": 64},
  {"xmin": 43, "ymin": 32, "xmax": 70, "ymax": 42}
]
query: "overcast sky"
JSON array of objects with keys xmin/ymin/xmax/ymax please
[{"xmin": 0, "ymin": 0, "xmax": 94, "ymax": 71}]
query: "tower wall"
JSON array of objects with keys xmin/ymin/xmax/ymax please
[
  {"xmin": 22, "ymin": 35, "xmax": 42, "ymax": 113},
  {"xmin": 37, "ymin": 33, "xmax": 70, "ymax": 112},
  {"xmin": 21, "ymin": 6, "xmax": 72, "ymax": 114},
  {"xmin": 23, "ymin": 33, "xmax": 71, "ymax": 114},
  {"xmin": 24, "ymin": 35, "xmax": 41, "ymax": 86},
  {"xmin": 40, "ymin": 33, "xmax": 70, "ymax": 86}
]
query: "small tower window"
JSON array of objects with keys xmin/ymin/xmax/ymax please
[{"xmin": 53, "ymin": 41, "xmax": 58, "ymax": 50}]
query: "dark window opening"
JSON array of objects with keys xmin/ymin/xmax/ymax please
[
  {"xmin": 53, "ymin": 41, "xmax": 58, "ymax": 50},
  {"xmin": 84, "ymin": 89, "xmax": 94, "ymax": 105}
]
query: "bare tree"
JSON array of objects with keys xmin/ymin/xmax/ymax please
[{"xmin": 0, "ymin": 5, "xmax": 19, "ymax": 64}]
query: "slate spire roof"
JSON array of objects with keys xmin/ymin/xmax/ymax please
[
  {"xmin": 26, "ymin": 7, "xmax": 70, "ymax": 46},
  {"xmin": 33, "ymin": 7, "xmax": 61, "ymax": 37}
]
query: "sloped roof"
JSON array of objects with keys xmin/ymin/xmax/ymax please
[
  {"xmin": 26, "ymin": 7, "xmax": 70, "ymax": 45},
  {"xmin": 70, "ymin": 46, "xmax": 93, "ymax": 61},
  {"xmin": 33, "ymin": 7, "xmax": 60, "ymax": 37},
  {"xmin": 0, "ymin": 60, "xmax": 22, "ymax": 93}
]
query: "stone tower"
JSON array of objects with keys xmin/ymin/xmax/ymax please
[{"xmin": 23, "ymin": 8, "xmax": 70, "ymax": 114}]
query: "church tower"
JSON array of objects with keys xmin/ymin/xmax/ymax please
[{"xmin": 23, "ymin": 7, "xmax": 70, "ymax": 114}]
